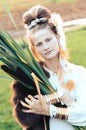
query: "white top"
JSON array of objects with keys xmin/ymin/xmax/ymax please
[{"xmin": 44, "ymin": 63, "xmax": 86, "ymax": 130}]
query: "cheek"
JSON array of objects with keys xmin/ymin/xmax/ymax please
[
  {"xmin": 51, "ymin": 40, "xmax": 59, "ymax": 49},
  {"xmin": 35, "ymin": 47, "xmax": 43, "ymax": 55}
]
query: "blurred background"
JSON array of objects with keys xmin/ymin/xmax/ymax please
[
  {"xmin": 0, "ymin": 0, "xmax": 86, "ymax": 37},
  {"xmin": 0, "ymin": 0, "xmax": 86, "ymax": 130}
]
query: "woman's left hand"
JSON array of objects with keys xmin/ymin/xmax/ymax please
[{"xmin": 20, "ymin": 95, "xmax": 50, "ymax": 116}]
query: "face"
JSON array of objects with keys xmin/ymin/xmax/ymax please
[{"xmin": 31, "ymin": 28, "xmax": 59, "ymax": 60}]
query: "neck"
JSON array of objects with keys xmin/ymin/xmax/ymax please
[{"xmin": 44, "ymin": 56, "xmax": 60, "ymax": 73}]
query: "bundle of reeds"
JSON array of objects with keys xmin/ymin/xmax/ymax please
[{"xmin": 0, "ymin": 30, "xmax": 55, "ymax": 94}]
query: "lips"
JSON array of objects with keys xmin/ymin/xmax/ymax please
[{"xmin": 44, "ymin": 50, "xmax": 53, "ymax": 55}]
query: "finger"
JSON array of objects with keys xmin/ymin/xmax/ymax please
[
  {"xmin": 22, "ymin": 109, "xmax": 33, "ymax": 113},
  {"xmin": 27, "ymin": 95, "xmax": 34, "ymax": 101},
  {"xmin": 40, "ymin": 94, "xmax": 45, "ymax": 102},
  {"xmin": 38, "ymin": 94, "xmax": 47, "ymax": 110},
  {"xmin": 25, "ymin": 97, "xmax": 33, "ymax": 105},
  {"xmin": 34, "ymin": 95, "xmax": 39, "ymax": 99},
  {"xmin": 20, "ymin": 101, "xmax": 32, "ymax": 109}
]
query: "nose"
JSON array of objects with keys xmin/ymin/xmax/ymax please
[{"xmin": 43, "ymin": 42, "xmax": 49, "ymax": 51}]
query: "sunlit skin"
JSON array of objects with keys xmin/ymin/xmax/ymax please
[
  {"xmin": 20, "ymin": 28, "xmax": 75, "ymax": 116},
  {"xmin": 32, "ymin": 27, "xmax": 60, "ymax": 72},
  {"xmin": 32, "ymin": 28, "xmax": 59, "ymax": 60},
  {"xmin": 20, "ymin": 95, "xmax": 50, "ymax": 115}
]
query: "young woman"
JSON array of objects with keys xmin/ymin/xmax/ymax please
[{"xmin": 11, "ymin": 5, "xmax": 86, "ymax": 130}]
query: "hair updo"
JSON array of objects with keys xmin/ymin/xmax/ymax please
[
  {"xmin": 23, "ymin": 5, "xmax": 57, "ymax": 34},
  {"xmin": 23, "ymin": 5, "xmax": 50, "ymax": 26}
]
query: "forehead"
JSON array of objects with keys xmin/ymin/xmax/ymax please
[{"xmin": 31, "ymin": 28, "xmax": 55, "ymax": 43}]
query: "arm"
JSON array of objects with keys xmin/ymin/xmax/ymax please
[
  {"xmin": 49, "ymin": 67, "xmax": 86, "ymax": 125},
  {"xmin": 20, "ymin": 67, "xmax": 86, "ymax": 126},
  {"xmin": 66, "ymin": 67, "xmax": 86, "ymax": 126},
  {"xmin": 20, "ymin": 94, "xmax": 68, "ymax": 119}
]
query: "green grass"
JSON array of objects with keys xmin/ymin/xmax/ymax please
[
  {"xmin": 0, "ymin": 77, "xmax": 21, "ymax": 130},
  {"xmin": 0, "ymin": 27, "xmax": 86, "ymax": 130},
  {"xmin": 66, "ymin": 27, "xmax": 86, "ymax": 67},
  {"xmin": 0, "ymin": 61, "xmax": 21, "ymax": 129}
]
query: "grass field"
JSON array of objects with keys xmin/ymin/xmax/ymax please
[
  {"xmin": 0, "ymin": 27, "xmax": 86, "ymax": 129},
  {"xmin": 66, "ymin": 27, "xmax": 86, "ymax": 67}
]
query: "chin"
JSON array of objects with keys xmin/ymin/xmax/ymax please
[{"xmin": 45, "ymin": 53, "xmax": 58, "ymax": 60}]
